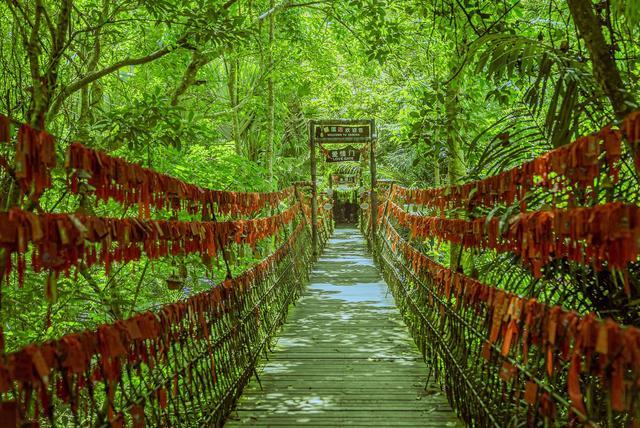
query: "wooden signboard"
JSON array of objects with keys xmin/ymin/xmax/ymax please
[
  {"xmin": 312, "ymin": 119, "xmax": 374, "ymax": 143},
  {"xmin": 325, "ymin": 145, "xmax": 360, "ymax": 162},
  {"xmin": 332, "ymin": 174, "xmax": 357, "ymax": 185}
]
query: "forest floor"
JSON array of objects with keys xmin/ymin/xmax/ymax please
[{"xmin": 226, "ymin": 226, "xmax": 461, "ymax": 426}]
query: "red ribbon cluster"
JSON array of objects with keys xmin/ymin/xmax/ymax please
[
  {"xmin": 0, "ymin": 222, "xmax": 305, "ymax": 425},
  {"xmin": 624, "ymin": 111, "xmax": 640, "ymax": 169},
  {"xmin": 382, "ymin": 218, "xmax": 640, "ymax": 421},
  {"xmin": 387, "ymin": 201, "xmax": 640, "ymax": 282},
  {"xmin": 15, "ymin": 125, "xmax": 57, "ymax": 198},
  {"xmin": 66, "ymin": 142, "xmax": 294, "ymax": 217},
  {"xmin": 0, "ymin": 204, "xmax": 300, "ymax": 287},
  {"xmin": 0, "ymin": 114, "xmax": 9, "ymax": 143},
  {"xmin": 392, "ymin": 119, "xmax": 628, "ymax": 212},
  {"xmin": 0, "ymin": 115, "xmax": 57, "ymax": 199}
]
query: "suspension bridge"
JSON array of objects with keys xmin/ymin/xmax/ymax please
[
  {"xmin": 0, "ymin": 112, "xmax": 639, "ymax": 427},
  {"xmin": 227, "ymin": 227, "xmax": 460, "ymax": 427}
]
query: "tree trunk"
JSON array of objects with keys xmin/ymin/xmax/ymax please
[
  {"xmin": 567, "ymin": 0, "xmax": 636, "ymax": 120},
  {"xmin": 433, "ymin": 146, "xmax": 440, "ymax": 187},
  {"xmin": 79, "ymin": 0, "xmax": 109, "ymax": 134},
  {"xmin": 445, "ymin": 81, "xmax": 466, "ymax": 271},
  {"xmin": 266, "ymin": 0, "xmax": 276, "ymax": 181},
  {"xmin": 26, "ymin": 0, "xmax": 46, "ymax": 127},
  {"xmin": 27, "ymin": 0, "xmax": 73, "ymax": 127},
  {"xmin": 172, "ymin": 50, "xmax": 211, "ymax": 106},
  {"xmin": 226, "ymin": 55, "xmax": 243, "ymax": 156}
]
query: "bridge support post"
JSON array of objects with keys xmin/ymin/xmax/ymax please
[
  {"xmin": 369, "ymin": 123, "xmax": 377, "ymax": 249},
  {"xmin": 309, "ymin": 120, "xmax": 319, "ymax": 259}
]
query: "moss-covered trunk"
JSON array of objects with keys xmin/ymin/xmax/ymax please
[
  {"xmin": 266, "ymin": 0, "xmax": 276, "ymax": 181},
  {"xmin": 567, "ymin": 0, "xmax": 636, "ymax": 120},
  {"xmin": 445, "ymin": 79, "xmax": 466, "ymax": 271},
  {"xmin": 226, "ymin": 55, "xmax": 243, "ymax": 156}
]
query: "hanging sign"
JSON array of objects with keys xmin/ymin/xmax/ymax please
[
  {"xmin": 332, "ymin": 174, "xmax": 357, "ymax": 185},
  {"xmin": 325, "ymin": 145, "xmax": 361, "ymax": 163},
  {"xmin": 312, "ymin": 120, "xmax": 374, "ymax": 143}
]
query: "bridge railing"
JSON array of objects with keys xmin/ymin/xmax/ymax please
[
  {"xmin": 65, "ymin": 141, "xmax": 296, "ymax": 218},
  {"xmin": 0, "ymin": 114, "xmax": 334, "ymax": 426},
  {"xmin": 369, "ymin": 112, "xmax": 640, "ymax": 427},
  {"xmin": 0, "ymin": 220, "xmax": 318, "ymax": 426}
]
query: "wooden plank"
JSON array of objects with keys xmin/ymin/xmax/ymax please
[{"xmin": 225, "ymin": 227, "xmax": 461, "ymax": 427}]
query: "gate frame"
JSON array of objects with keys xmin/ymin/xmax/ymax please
[{"xmin": 309, "ymin": 119, "xmax": 377, "ymax": 257}]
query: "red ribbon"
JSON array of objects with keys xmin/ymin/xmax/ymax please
[
  {"xmin": 0, "ymin": 222, "xmax": 306, "ymax": 424},
  {"xmin": 390, "ymin": 116, "xmax": 632, "ymax": 212},
  {"xmin": 387, "ymin": 200, "xmax": 640, "ymax": 278},
  {"xmin": 66, "ymin": 142, "xmax": 293, "ymax": 217},
  {"xmin": 381, "ymin": 216, "xmax": 640, "ymax": 423},
  {"xmin": 0, "ymin": 204, "xmax": 302, "ymax": 286}
]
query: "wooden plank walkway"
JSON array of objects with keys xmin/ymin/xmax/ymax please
[{"xmin": 226, "ymin": 227, "xmax": 461, "ymax": 427}]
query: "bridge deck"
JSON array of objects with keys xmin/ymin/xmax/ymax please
[{"xmin": 226, "ymin": 227, "xmax": 461, "ymax": 427}]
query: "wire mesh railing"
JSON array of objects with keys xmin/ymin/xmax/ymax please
[
  {"xmin": 0, "ymin": 214, "xmax": 334, "ymax": 427},
  {"xmin": 0, "ymin": 113, "xmax": 335, "ymax": 427},
  {"xmin": 365, "ymin": 111, "xmax": 640, "ymax": 427}
]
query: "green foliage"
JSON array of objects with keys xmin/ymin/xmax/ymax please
[
  {"xmin": 1, "ymin": 0, "xmax": 640, "ymax": 349},
  {"xmin": 611, "ymin": 0, "xmax": 640, "ymax": 29},
  {"xmin": 90, "ymin": 92, "xmax": 211, "ymax": 152}
]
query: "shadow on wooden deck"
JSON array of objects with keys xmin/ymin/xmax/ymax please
[{"xmin": 225, "ymin": 227, "xmax": 462, "ymax": 427}]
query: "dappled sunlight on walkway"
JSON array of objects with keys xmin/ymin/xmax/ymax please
[{"xmin": 226, "ymin": 227, "xmax": 461, "ymax": 427}]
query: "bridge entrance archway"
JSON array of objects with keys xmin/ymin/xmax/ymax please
[{"xmin": 309, "ymin": 119, "xmax": 377, "ymax": 255}]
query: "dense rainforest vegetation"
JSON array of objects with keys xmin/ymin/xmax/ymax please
[{"xmin": 1, "ymin": 0, "xmax": 640, "ymax": 388}]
